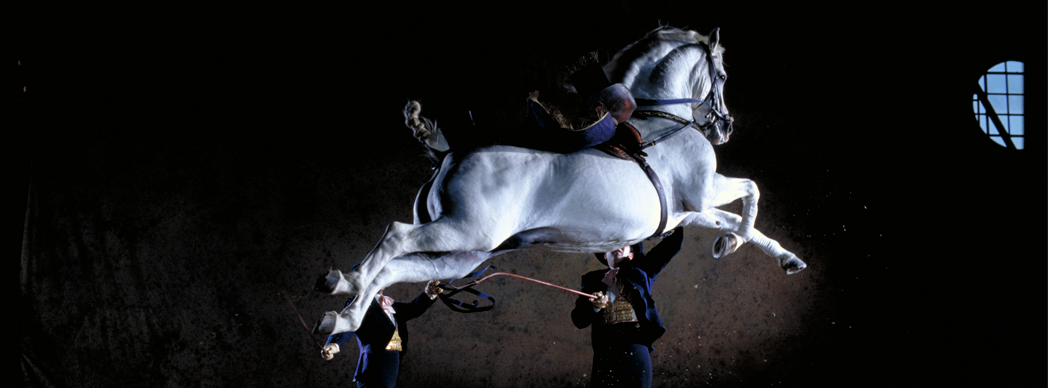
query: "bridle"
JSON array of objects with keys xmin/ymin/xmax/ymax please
[{"xmin": 632, "ymin": 42, "xmax": 732, "ymax": 140}]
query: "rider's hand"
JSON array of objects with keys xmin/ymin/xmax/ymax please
[
  {"xmin": 321, "ymin": 343, "xmax": 340, "ymax": 360},
  {"xmin": 425, "ymin": 280, "xmax": 443, "ymax": 300},
  {"xmin": 590, "ymin": 291, "xmax": 610, "ymax": 310}
]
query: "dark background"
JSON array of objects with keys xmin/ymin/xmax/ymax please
[{"xmin": 17, "ymin": 2, "xmax": 1045, "ymax": 387}]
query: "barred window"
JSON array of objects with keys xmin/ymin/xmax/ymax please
[{"xmin": 973, "ymin": 61, "xmax": 1024, "ymax": 149}]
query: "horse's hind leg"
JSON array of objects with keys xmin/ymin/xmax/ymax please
[
  {"xmin": 314, "ymin": 250, "xmax": 503, "ymax": 335},
  {"xmin": 328, "ymin": 219, "xmax": 502, "ymax": 292},
  {"xmin": 314, "ymin": 219, "xmax": 505, "ymax": 332},
  {"xmin": 681, "ymin": 209, "xmax": 806, "ymax": 274}
]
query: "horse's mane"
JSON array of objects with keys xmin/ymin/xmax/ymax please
[
  {"xmin": 605, "ymin": 26, "xmax": 725, "ymax": 83},
  {"xmin": 653, "ymin": 27, "xmax": 724, "ymax": 53}
]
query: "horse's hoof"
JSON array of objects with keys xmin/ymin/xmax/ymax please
[
  {"xmin": 781, "ymin": 255, "xmax": 807, "ymax": 275},
  {"xmin": 314, "ymin": 270, "xmax": 342, "ymax": 293},
  {"xmin": 312, "ymin": 311, "xmax": 337, "ymax": 335},
  {"xmin": 712, "ymin": 233, "xmax": 743, "ymax": 258}
]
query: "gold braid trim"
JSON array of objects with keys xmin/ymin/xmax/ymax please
[
  {"xmin": 385, "ymin": 328, "xmax": 403, "ymax": 351},
  {"xmin": 598, "ymin": 285, "xmax": 639, "ymax": 325}
]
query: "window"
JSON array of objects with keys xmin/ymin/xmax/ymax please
[{"xmin": 973, "ymin": 61, "xmax": 1024, "ymax": 149}]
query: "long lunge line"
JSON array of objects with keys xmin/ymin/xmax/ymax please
[{"xmin": 443, "ymin": 271, "xmax": 600, "ymax": 300}]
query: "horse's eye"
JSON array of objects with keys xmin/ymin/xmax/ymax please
[{"xmin": 718, "ymin": 75, "xmax": 727, "ymax": 80}]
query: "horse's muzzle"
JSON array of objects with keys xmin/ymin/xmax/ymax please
[{"xmin": 702, "ymin": 115, "xmax": 733, "ymax": 145}]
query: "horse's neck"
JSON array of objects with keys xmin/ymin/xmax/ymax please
[
  {"xmin": 613, "ymin": 47, "xmax": 713, "ymax": 143},
  {"xmin": 641, "ymin": 46, "xmax": 710, "ymax": 101},
  {"xmin": 636, "ymin": 120, "xmax": 713, "ymax": 182}
]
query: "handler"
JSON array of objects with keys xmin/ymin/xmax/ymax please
[
  {"xmin": 321, "ymin": 280, "xmax": 442, "ymax": 388},
  {"xmin": 571, "ymin": 227, "xmax": 684, "ymax": 388}
]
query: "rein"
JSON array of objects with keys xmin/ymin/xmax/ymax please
[
  {"xmin": 284, "ymin": 293, "xmax": 326, "ymax": 350},
  {"xmin": 630, "ymin": 111, "xmax": 696, "ymax": 149}
]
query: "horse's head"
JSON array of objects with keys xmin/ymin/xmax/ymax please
[
  {"xmin": 606, "ymin": 26, "xmax": 735, "ymax": 145},
  {"xmin": 691, "ymin": 28, "xmax": 733, "ymax": 145}
]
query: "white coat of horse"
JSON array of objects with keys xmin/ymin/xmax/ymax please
[{"xmin": 313, "ymin": 27, "xmax": 806, "ymax": 336}]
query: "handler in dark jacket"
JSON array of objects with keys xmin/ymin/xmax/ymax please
[
  {"xmin": 321, "ymin": 280, "xmax": 441, "ymax": 388},
  {"xmin": 571, "ymin": 227, "xmax": 684, "ymax": 388}
]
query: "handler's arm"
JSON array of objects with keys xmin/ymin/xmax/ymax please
[
  {"xmin": 321, "ymin": 324, "xmax": 355, "ymax": 360},
  {"xmin": 571, "ymin": 275, "xmax": 603, "ymax": 329},
  {"xmin": 321, "ymin": 296, "xmax": 359, "ymax": 360},
  {"xmin": 639, "ymin": 227, "xmax": 684, "ymax": 280},
  {"xmin": 394, "ymin": 280, "xmax": 441, "ymax": 321}
]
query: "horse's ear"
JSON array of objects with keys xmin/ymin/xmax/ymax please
[{"xmin": 708, "ymin": 28, "xmax": 721, "ymax": 51}]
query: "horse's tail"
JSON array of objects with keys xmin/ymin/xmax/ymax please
[{"xmin": 403, "ymin": 101, "xmax": 451, "ymax": 163}]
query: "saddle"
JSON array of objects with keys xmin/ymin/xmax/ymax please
[
  {"xmin": 594, "ymin": 122, "xmax": 645, "ymax": 162},
  {"xmin": 530, "ymin": 59, "xmax": 670, "ymax": 238}
]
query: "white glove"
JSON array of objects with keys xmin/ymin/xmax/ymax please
[
  {"xmin": 590, "ymin": 291, "xmax": 610, "ymax": 310},
  {"xmin": 425, "ymin": 280, "xmax": 443, "ymax": 300},
  {"xmin": 321, "ymin": 343, "xmax": 340, "ymax": 360}
]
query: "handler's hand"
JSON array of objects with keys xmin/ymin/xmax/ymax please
[
  {"xmin": 425, "ymin": 280, "xmax": 443, "ymax": 300},
  {"xmin": 590, "ymin": 291, "xmax": 610, "ymax": 310},
  {"xmin": 322, "ymin": 343, "xmax": 340, "ymax": 360}
]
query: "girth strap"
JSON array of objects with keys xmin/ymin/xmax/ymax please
[
  {"xmin": 636, "ymin": 156, "xmax": 669, "ymax": 239},
  {"xmin": 595, "ymin": 122, "xmax": 670, "ymax": 239}
]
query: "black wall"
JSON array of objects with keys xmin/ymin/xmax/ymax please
[{"xmin": 18, "ymin": 2, "xmax": 1044, "ymax": 387}]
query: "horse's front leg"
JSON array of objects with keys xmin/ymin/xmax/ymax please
[
  {"xmin": 313, "ymin": 250, "xmax": 505, "ymax": 335},
  {"xmin": 707, "ymin": 174, "xmax": 759, "ymax": 241},
  {"xmin": 681, "ymin": 209, "xmax": 806, "ymax": 274},
  {"xmin": 683, "ymin": 173, "xmax": 761, "ymax": 258}
]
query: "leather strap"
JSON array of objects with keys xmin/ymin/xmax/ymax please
[
  {"xmin": 636, "ymin": 157, "xmax": 668, "ymax": 239},
  {"xmin": 594, "ymin": 121, "xmax": 670, "ymax": 239}
]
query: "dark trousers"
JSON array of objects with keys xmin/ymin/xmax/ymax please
[
  {"xmin": 590, "ymin": 343, "xmax": 652, "ymax": 388},
  {"xmin": 356, "ymin": 348, "xmax": 400, "ymax": 388}
]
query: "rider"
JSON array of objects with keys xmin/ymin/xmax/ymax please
[
  {"xmin": 520, "ymin": 60, "xmax": 637, "ymax": 153},
  {"xmin": 435, "ymin": 56, "xmax": 638, "ymax": 154},
  {"xmin": 571, "ymin": 227, "xmax": 684, "ymax": 388},
  {"xmin": 321, "ymin": 280, "xmax": 442, "ymax": 388}
]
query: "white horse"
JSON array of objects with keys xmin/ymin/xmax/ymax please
[{"xmin": 313, "ymin": 27, "xmax": 806, "ymax": 336}]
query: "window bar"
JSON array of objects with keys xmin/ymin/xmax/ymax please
[{"xmin": 973, "ymin": 82, "xmax": 1016, "ymax": 150}]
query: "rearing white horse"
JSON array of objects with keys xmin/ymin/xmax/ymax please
[{"xmin": 313, "ymin": 27, "xmax": 806, "ymax": 336}]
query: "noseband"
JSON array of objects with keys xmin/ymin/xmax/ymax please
[{"xmin": 632, "ymin": 42, "xmax": 731, "ymax": 138}]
